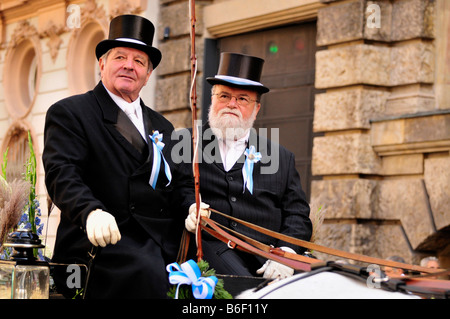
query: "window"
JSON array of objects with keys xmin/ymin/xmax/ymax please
[
  {"xmin": 3, "ymin": 39, "xmax": 41, "ymax": 119},
  {"xmin": 67, "ymin": 21, "xmax": 105, "ymax": 94}
]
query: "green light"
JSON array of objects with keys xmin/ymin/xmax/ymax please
[{"xmin": 268, "ymin": 43, "xmax": 278, "ymax": 54}]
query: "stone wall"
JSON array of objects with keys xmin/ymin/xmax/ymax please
[
  {"xmin": 311, "ymin": 0, "xmax": 450, "ymax": 267},
  {"xmin": 156, "ymin": 0, "xmax": 212, "ymax": 128}
]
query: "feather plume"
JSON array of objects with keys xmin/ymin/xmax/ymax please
[
  {"xmin": 0, "ymin": 176, "xmax": 11, "ymax": 210},
  {"xmin": 0, "ymin": 179, "xmax": 31, "ymax": 249},
  {"xmin": 309, "ymin": 203, "xmax": 326, "ymax": 243}
]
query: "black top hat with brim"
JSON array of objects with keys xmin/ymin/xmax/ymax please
[
  {"xmin": 206, "ymin": 52, "xmax": 269, "ymax": 94},
  {"xmin": 95, "ymin": 15, "xmax": 162, "ymax": 69}
]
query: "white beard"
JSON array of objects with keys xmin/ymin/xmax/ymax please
[{"xmin": 208, "ymin": 105, "xmax": 257, "ymax": 141}]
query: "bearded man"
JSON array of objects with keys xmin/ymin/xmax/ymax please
[{"xmin": 184, "ymin": 53, "xmax": 312, "ymax": 279}]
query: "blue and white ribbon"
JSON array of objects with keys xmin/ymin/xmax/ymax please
[
  {"xmin": 166, "ymin": 259, "xmax": 218, "ymax": 299},
  {"xmin": 242, "ymin": 145, "xmax": 262, "ymax": 194},
  {"xmin": 149, "ymin": 131, "xmax": 172, "ymax": 189}
]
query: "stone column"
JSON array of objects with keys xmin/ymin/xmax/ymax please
[
  {"xmin": 155, "ymin": 0, "xmax": 211, "ymax": 128},
  {"xmin": 312, "ymin": 0, "xmax": 449, "ymax": 265}
]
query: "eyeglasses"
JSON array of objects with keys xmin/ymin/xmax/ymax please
[{"xmin": 212, "ymin": 93, "xmax": 259, "ymax": 107}]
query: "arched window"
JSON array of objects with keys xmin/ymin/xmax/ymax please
[
  {"xmin": 3, "ymin": 38, "xmax": 41, "ymax": 119},
  {"xmin": 67, "ymin": 20, "xmax": 106, "ymax": 94}
]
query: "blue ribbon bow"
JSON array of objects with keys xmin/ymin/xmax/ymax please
[
  {"xmin": 166, "ymin": 259, "xmax": 218, "ymax": 299},
  {"xmin": 149, "ymin": 131, "xmax": 172, "ymax": 189},
  {"xmin": 242, "ymin": 145, "xmax": 262, "ymax": 194}
]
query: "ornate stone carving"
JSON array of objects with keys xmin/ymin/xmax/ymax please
[
  {"xmin": 8, "ymin": 20, "xmax": 38, "ymax": 49},
  {"xmin": 79, "ymin": 0, "xmax": 108, "ymax": 32},
  {"xmin": 40, "ymin": 21, "xmax": 64, "ymax": 63},
  {"xmin": 110, "ymin": 0, "xmax": 142, "ymax": 19}
]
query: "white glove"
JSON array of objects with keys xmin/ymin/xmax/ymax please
[
  {"xmin": 185, "ymin": 202, "xmax": 210, "ymax": 233},
  {"xmin": 256, "ymin": 247, "xmax": 296, "ymax": 279},
  {"xmin": 86, "ymin": 209, "xmax": 121, "ymax": 247}
]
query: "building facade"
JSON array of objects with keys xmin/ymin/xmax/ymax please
[{"xmin": 0, "ymin": 0, "xmax": 448, "ymax": 268}]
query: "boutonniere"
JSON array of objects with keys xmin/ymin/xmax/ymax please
[
  {"xmin": 166, "ymin": 259, "xmax": 232, "ymax": 299},
  {"xmin": 149, "ymin": 130, "xmax": 172, "ymax": 189},
  {"xmin": 166, "ymin": 259, "xmax": 217, "ymax": 299},
  {"xmin": 242, "ymin": 145, "xmax": 262, "ymax": 194}
]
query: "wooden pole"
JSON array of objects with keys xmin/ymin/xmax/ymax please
[{"xmin": 189, "ymin": 0, "xmax": 202, "ymax": 262}]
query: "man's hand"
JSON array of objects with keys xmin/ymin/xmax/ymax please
[
  {"xmin": 185, "ymin": 202, "xmax": 210, "ymax": 233},
  {"xmin": 86, "ymin": 209, "xmax": 121, "ymax": 247},
  {"xmin": 256, "ymin": 247, "xmax": 296, "ymax": 279}
]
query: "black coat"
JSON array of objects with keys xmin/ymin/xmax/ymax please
[
  {"xmin": 185, "ymin": 124, "xmax": 312, "ymax": 266},
  {"xmin": 43, "ymin": 82, "xmax": 194, "ymax": 298}
]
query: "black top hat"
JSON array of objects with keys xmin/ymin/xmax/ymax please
[
  {"xmin": 206, "ymin": 52, "xmax": 269, "ymax": 94},
  {"xmin": 95, "ymin": 15, "xmax": 162, "ymax": 69}
]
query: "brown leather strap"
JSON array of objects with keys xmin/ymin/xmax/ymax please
[
  {"xmin": 215, "ymin": 220, "xmax": 323, "ymax": 265},
  {"xmin": 200, "ymin": 213, "xmax": 450, "ymax": 295},
  {"xmin": 208, "ymin": 208, "xmax": 443, "ymax": 274},
  {"xmin": 176, "ymin": 229, "xmax": 191, "ymax": 264},
  {"xmin": 201, "ymin": 217, "xmax": 313, "ymax": 272},
  {"xmin": 400, "ymin": 275, "xmax": 450, "ymax": 291}
]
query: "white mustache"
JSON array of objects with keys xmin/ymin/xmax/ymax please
[{"xmin": 217, "ymin": 108, "xmax": 242, "ymax": 119}]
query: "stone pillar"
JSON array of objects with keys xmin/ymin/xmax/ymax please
[
  {"xmin": 312, "ymin": 0, "xmax": 449, "ymax": 266},
  {"xmin": 156, "ymin": 0, "xmax": 211, "ymax": 128}
]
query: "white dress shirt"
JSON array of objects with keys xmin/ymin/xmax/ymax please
[
  {"xmin": 104, "ymin": 85, "xmax": 147, "ymax": 141},
  {"xmin": 218, "ymin": 131, "xmax": 249, "ymax": 171}
]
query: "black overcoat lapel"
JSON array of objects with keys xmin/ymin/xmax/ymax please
[
  {"xmin": 200, "ymin": 124, "xmax": 225, "ymax": 171},
  {"xmin": 93, "ymin": 83, "xmax": 147, "ymax": 161},
  {"xmin": 133, "ymin": 101, "xmax": 173, "ymax": 179}
]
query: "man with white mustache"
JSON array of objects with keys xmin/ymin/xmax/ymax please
[{"xmin": 185, "ymin": 52, "xmax": 312, "ymax": 280}]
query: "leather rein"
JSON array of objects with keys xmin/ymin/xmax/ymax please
[
  {"xmin": 200, "ymin": 208, "xmax": 448, "ymax": 274},
  {"xmin": 195, "ymin": 208, "xmax": 450, "ymax": 296}
]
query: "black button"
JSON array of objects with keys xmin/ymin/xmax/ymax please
[{"xmin": 230, "ymin": 196, "xmax": 237, "ymax": 202}]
